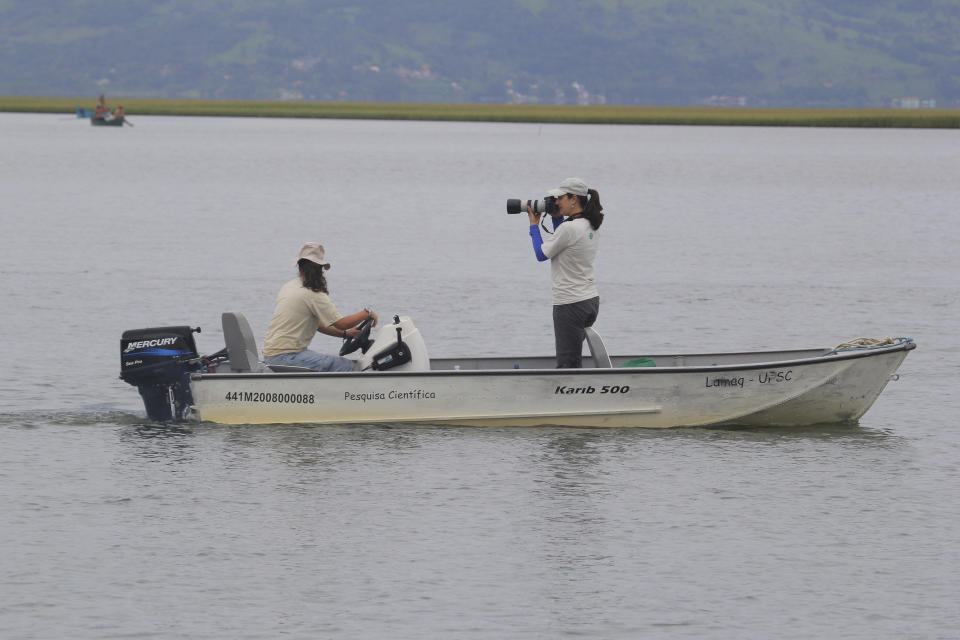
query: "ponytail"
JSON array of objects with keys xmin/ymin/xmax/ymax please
[{"xmin": 576, "ymin": 189, "xmax": 604, "ymax": 229}]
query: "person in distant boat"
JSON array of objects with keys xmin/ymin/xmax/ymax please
[
  {"xmin": 261, "ymin": 242, "xmax": 378, "ymax": 372},
  {"xmin": 93, "ymin": 103, "xmax": 108, "ymax": 119},
  {"xmin": 113, "ymin": 105, "xmax": 125, "ymax": 119},
  {"xmin": 526, "ymin": 177, "xmax": 604, "ymax": 368}
]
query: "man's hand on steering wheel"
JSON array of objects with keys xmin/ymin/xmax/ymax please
[{"xmin": 339, "ymin": 313, "xmax": 376, "ymax": 356}]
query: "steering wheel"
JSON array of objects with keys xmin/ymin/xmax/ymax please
[{"xmin": 339, "ymin": 316, "xmax": 375, "ymax": 356}]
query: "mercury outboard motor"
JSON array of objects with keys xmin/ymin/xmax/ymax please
[{"xmin": 120, "ymin": 326, "xmax": 201, "ymax": 422}]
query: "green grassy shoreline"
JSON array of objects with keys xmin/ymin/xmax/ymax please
[{"xmin": 3, "ymin": 96, "xmax": 959, "ymax": 128}]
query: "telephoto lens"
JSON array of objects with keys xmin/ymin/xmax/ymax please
[
  {"xmin": 506, "ymin": 196, "xmax": 556, "ymax": 215},
  {"xmin": 506, "ymin": 199, "xmax": 526, "ymax": 214}
]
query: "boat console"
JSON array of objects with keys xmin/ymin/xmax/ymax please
[{"xmin": 355, "ymin": 315, "xmax": 430, "ymax": 372}]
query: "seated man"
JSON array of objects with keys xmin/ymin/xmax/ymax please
[{"xmin": 261, "ymin": 242, "xmax": 377, "ymax": 372}]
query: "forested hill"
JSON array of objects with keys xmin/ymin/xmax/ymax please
[{"xmin": 2, "ymin": 0, "xmax": 958, "ymax": 107}]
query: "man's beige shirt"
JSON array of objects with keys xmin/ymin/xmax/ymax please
[{"xmin": 261, "ymin": 278, "xmax": 343, "ymax": 356}]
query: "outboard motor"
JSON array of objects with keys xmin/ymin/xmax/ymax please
[{"xmin": 120, "ymin": 326, "xmax": 201, "ymax": 422}]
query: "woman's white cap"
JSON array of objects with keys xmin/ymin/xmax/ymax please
[
  {"xmin": 547, "ymin": 177, "xmax": 589, "ymax": 197},
  {"xmin": 296, "ymin": 242, "xmax": 331, "ymax": 269}
]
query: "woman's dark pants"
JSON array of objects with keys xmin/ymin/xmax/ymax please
[{"xmin": 553, "ymin": 296, "xmax": 600, "ymax": 368}]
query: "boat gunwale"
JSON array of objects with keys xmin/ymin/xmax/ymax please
[{"xmin": 193, "ymin": 339, "xmax": 915, "ymax": 381}]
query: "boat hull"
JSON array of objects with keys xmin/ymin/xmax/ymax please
[
  {"xmin": 90, "ymin": 116, "xmax": 124, "ymax": 127},
  {"xmin": 188, "ymin": 342, "xmax": 914, "ymax": 428}
]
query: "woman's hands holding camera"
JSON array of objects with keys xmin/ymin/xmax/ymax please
[{"xmin": 527, "ymin": 204, "xmax": 541, "ymax": 225}]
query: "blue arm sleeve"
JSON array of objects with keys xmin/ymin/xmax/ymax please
[{"xmin": 529, "ymin": 225, "xmax": 549, "ymax": 262}]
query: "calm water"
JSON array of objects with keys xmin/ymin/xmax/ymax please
[{"xmin": 1, "ymin": 113, "xmax": 958, "ymax": 638}]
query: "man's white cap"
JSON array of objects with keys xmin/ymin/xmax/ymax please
[
  {"xmin": 295, "ymin": 242, "xmax": 331, "ymax": 270},
  {"xmin": 547, "ymin": 177, "xmax": 589, "ymax": 198}
]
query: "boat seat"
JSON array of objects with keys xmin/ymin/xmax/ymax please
[
  {"xmin": 585, "ymin": 327, "xmax": 612, "ymax": 368},
  {"xmin": 221, "ymin": 311, "xmax": 270, "ymax": 373}
]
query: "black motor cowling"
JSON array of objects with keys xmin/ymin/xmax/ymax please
[{"xmin": 120, "ymin": 326, "xmax": 201, "ymax": 422}]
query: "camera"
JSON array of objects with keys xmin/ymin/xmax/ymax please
[{"xmin": 506, "ymin": 196, "xmax": 557, "ymax": 215}]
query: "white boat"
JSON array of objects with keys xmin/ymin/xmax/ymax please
[{"xmin": 120, "ymin": 312, "xmax": 915, "ymax": 428}]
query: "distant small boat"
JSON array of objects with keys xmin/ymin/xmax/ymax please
[
  {"xmin": 90, "ymin": 115, "xmax": 125, "ymax": 127},
  {"xmin": 80, "ymin": 101, "xmax": 127, "ymax": 126}
]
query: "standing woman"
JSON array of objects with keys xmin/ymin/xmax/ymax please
[
  {"xmin": 261, "ymin": 242, "xmax": 378, "ymax": 372},
  {"xmin": 527, "ymin": 177, "xmax": 604, "ymax": 368}
]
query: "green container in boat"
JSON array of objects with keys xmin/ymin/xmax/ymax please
[{"xmin": 619, "ymin": 357, "xmax": 656, "ymax": 368}]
